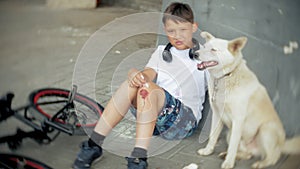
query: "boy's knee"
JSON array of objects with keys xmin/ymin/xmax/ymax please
[
  {"xmin": 140, "ymin": 88, "xmax": 149, "ymax": 99},
  {"xmin": 138, "ymin": 84, "xmax": 152, "ymax": 100},
  {"xmin": 137, "ymin": 82, "xmax": 164, "ymax": 100},
  {"xmin": 138, "ymin": 82, "xmax": 156, "ymax": 98}
]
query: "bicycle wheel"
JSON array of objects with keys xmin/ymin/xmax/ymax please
[
  {"xmin": 0, "ymin": 153, "xmax": 53, "ymax": 169},
  {"xmin": 29, "ymin": 88, "xmax": 103, "ymax": 135}
]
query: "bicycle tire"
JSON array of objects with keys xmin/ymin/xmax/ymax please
[
  {"xmin": 0, "ymin": 153, "xmax": 53, "ymax": 169},
  {"xmin": 28, "ymin": 88, "xmax": 103, "ymax": 135}
]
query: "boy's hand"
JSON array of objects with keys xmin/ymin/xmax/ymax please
[{"xmin": 128, "ymin": 68, "xmax": 146, "ymax": 88}]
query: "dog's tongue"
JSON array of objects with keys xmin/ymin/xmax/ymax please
[{"xmin": 197, "ymin": 61, "xmax": 218, "ymax": 70}]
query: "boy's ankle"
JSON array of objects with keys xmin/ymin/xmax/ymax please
[
  {"xmin": 130, "ymin": 147, "xmax": 147, "ymax": 159},
  {"xmin": 88, "ymin": 138, "xmax": 101, "ymax": 148}
]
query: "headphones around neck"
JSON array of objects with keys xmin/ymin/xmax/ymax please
[{"xmin": 162, "ymin": 38, "xmax": 200, "ymax": 63}]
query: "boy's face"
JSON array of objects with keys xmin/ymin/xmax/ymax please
[{"xmin": 164, "ymin": 19, "xmax": 197, "ymax": 50}]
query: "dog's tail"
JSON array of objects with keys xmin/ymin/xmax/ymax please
[{"xmin": 282, "ymin": 136, "xmax": 300, "ymax": 154}]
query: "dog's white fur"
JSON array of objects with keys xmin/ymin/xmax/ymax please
[{"xmin": 196, "ymin": 31, "xmax": 300, "ymax": 169}]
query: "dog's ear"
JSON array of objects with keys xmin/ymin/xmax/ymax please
[
  {"xmin": 228, "ymin": 37, "xmax": 247, "ymax": 56},
  {"xmin": 200, "ymin": 31, "xmax": 215, "ymax": 41}
]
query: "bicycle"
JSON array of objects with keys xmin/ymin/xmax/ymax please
[
  {"xmin": 0, "ymin": 153, "xmax": 53, "ymax": 169},
  {"xmin": 0, "ymin": 85, "xmax": 104, "ymax": 168}
]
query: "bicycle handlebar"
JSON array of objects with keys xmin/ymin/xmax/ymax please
[{"xmin": 0, "ymin": 93, "xmax": 15, "ymax": 122}]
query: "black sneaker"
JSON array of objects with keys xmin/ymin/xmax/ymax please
[
  {"xmin": 72, "ymin": 141, "xmax": 102, "ymax": 169},
  {"xmin": 126, "ymin": 157, "xmax": 148, "ymax": 169}
]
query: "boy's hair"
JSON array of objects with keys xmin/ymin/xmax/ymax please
[{"xmin": 162, "ymin": 2, "xmax": 194, "ymax": 24}]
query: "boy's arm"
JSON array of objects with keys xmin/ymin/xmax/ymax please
[
  {"xmin": 142, "ymin": 67, "xmax": 157, "ymax": 82},
  {"xmin": 128, "ymin": 67, "xmax": 157, "ymax": 88}
]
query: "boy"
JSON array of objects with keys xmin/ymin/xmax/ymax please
[{"xmin": 72, "ymin": 2, "xmax": 208, "ymax": 169}]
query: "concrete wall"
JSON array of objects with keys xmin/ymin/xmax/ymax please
[
  {"xmin": 46, "ymin": 0, "xmax": 162, "ymax": 11},
  {"xmin": 101, "ymin": 0, "xmax": 162, "ymax": 11},
  {"xmin": 161, "ymin": 0, "xmax": 300, "ymax": 136},
  {"xmin": 46, "ymin": 0, "xmax": 97, "ymax": 8}
]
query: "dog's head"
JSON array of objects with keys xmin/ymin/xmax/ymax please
[{"xmin": 196, "ymin": 31, "xmax": 247, "ymax": 78}]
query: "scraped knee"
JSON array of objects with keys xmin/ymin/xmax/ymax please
[
  {"xmin": 137, "ymin": 82, "xmax": 158, "ymax": 100},
  {"xmin": 140, "ymin": 88, "xmax": 149, "ymax": 99}
]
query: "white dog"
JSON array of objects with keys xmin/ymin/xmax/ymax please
[{"xmin": 195, "ymin": 31, "xmax": 300, "ymax": 169}]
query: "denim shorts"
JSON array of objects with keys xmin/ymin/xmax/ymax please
[{"xmin": 130, "ymin": 89, "xmax": 197, "ymax": 140}]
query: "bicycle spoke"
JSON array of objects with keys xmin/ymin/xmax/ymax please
[
  {"xmin": 35, "ymin": 100, "xmax": 67, "ymax": 106},
  {"xmin": 29, "ymin": 88, "xmax": 103, "ymax": 135}
]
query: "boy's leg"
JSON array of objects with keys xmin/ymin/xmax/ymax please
[
  {"xmin": 135, "ymin": 82, "xmax": 165, "ymax": 149},
  {"xmin": 127, "ymin": 82, "xmax": 165, "ymax": 169},
  {"xmin": 94, "ymin": 80, "xmax": 138, "ymax": 136},
  {"xmin": 73, "ymin": 80, "xmax": 138, "ymax": 169}
]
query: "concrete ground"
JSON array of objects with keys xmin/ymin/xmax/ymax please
[{"xmin": 0, "ymin": 0, "xmax": 299, "ymax": 169}]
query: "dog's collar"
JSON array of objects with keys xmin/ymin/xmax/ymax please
[
  {"xmin": 211, "ymin": 57, "xmax": 243, "ymax": 102},
  {"xmin": 215, "ymin": 56, "xmax": 243, "ymax": 80},
  {"xmin": 219, "ymin": 72, "xmax": 232, "ymax": 79},
  {"xmin": 211, "ymin": 63, "xmax": 240, "ymax": 102}
]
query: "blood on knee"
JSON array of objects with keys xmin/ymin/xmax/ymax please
[{"xmin": 140, "ymin": 89, "xmax": 149, "ymax": 99}]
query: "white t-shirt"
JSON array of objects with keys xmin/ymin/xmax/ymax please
[{"xmin": 146, "ymin": 45, "xmax": 209, "ymax": 122}]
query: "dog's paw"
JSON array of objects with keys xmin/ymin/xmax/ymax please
[
  {"xmin": 221, "ymin": 160, "xmax": 234, "ymax": 169},
  {"xmin": 251, "ymin": 162, "xmax": 261, "ymax": 169},
  {"xmin": 197, "ymin": 147, "xmax": 214, "ymax": 156},
  {"xmin": 218, "ymin": 152, "xmax": 227, "ymax": 159},
  {"xmin": 251, "ymin": 160, "xmax": 271, "ymax": 169}
]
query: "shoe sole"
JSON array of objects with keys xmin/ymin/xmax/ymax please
[
  {"xmin": 92, "ymin": 155, "xmax": 103, "ymax": 165},
  {"xmin": 71, "ymin": 155, "xmax": 103, "ymax": 169}
]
